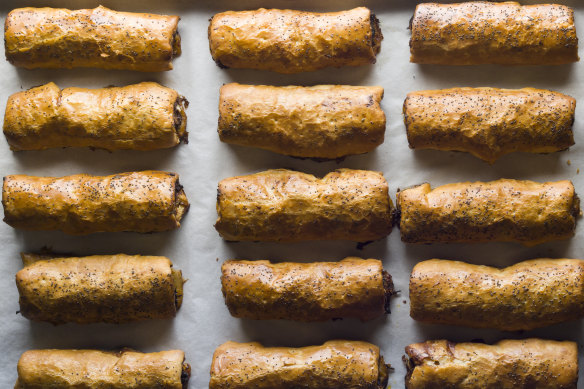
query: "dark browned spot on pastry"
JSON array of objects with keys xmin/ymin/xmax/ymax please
[
  {"xmin": 172, "ymin": 30, "xmax": 182, "ymax": 57},
  {"xmin": 370, "ymin": 14, "xmax": 383, "ymax": 56},
  {"xmin": 383, "ymin": 271, "xmax": 396, "ymax": 314},
  {"xmin": 378, "ymin": 356, "xmax": 391, "ymax": 389},
  {"xmin": 174, "ymin": 96, "xmax": 189, "ymax": 144},
  {"xmin": 403, "ymin": 354, "xmax": 415, "ymax": 385},
  {"xmin": 181, "ymin": 362, "xmax": 191, "ymax": 388}
]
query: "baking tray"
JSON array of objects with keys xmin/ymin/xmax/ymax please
[{"xmin": 0, "ymin": 0, "xmax": 583, "ymax": 387}]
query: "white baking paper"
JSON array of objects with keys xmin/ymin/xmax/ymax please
[{"xmin": 0, "ymin": 0, "xmax": 583, "ymax": 387}]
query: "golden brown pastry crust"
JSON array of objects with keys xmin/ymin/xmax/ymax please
[
  {"xmin": 218, "ymin": 83, "xmax": 385, "ymax": 159},
  {"xmin": 404, "ymin": 87, "xmax": 576, "ymax": 163},
  {"xmin": 405, "ymin": 339, "xmax": 578, "ymax": 388},
  {"xmin": 5, "ymin": 6, "xmax": 181, "ymax": 71},
  {"xmin": 3, "ymin": 171, "xmax": 189, "ymax": 235},
  {"xmin": 397, "ymin": 179, "xmax": 579, "ymax": 245},
  {"xmin": 209, "ymin": 7, "xmax": 382, "ymax": 73},
  {"xmin": 210, "ymin": 341, "xmax": 389, "ymax": 389},
  {"xmin": 410, "ymin": 2, "xmax": 578, "ymax": 65},
  {"xmin": 16, "ymin": 254, "xmax": 184, "ymax": 325},
  {"xmin": 410, "ymin": 258, "xmax": 584, "ymax": 331},
  {"xmin": 221, "ymin": 258, "xmax": 394, "ymax": 322},
  {"xmin": 15, "ymin": 349, "xmax": 189, "ymax": 388},
  {"xmin": 4, "ymin": 82, "xmax": 188, "ymax": 151},
  {"xmin": 215, "ymin": 169, "xmax": 394, "ymax": 242}
]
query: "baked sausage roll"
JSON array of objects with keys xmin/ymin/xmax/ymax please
[
  {"xmin": 397, "ymin": 179, "xmax": 579, "ymax": 245},
  {"xmin": 404, "ymin": 87, "xmax": 576, "ymax": 163},
  {"xmin": 218, "ymin": 83, "xmax": 385, "ymax": 159},
  {"xmin": 405, "ymin": 339, "xmax": 578, "ymax": 388},
  {"xmin": 15, "ymin": 349, "xmax": 190, "ymax": 388},
  {"xmin": 5, "ymin": 6, "xmax": 181, "ymax": 71},
  {"xmin": 221, "ymin": 258, "xmax": 395, "ymax": 322},
  {"xmin": 16, "ymin": 253, "xmax": 184, "ymax": 325},
  {"xmin": 4, "ymin": 82, "xmax": 188, "ymax": 151},
  {"xmin": 215, "ymin": 169, "xmax": 394, "ymax": 242},
  {"xmin": 3, "ymin": 171, "xmax": 189, "ymax": 235},
  {"xmin": 210, "ymin": 341, "xmax": 389, "ymax": 389},
  {"xmin": 410, "ymin": 258, "xmax": 584, "ymax": 331},
  {"xmin": 209, "ymin": 7, "xmax": 382, "ymax": 73},
  {"xmin": 410, "ymin": 2, "xmax": 578, "ymax": 65}
]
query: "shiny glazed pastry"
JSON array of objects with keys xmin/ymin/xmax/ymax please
[
  {"xmin": 210, "ymin": 341, "xmax": 389, "ymax": 388},
  {"xmin": 397, "ymin": 179, "xmax": 579, "ymax": 245},
  {"xmin": 410, "ymin": 258, "xmax": 584, "ymax": 331},
  {"xmin": 3, "ymin": 171, "xmax": 189, "ymax": 235},
  {"xmin": 215, "ymin": 169, "xmax": 394, "ymax": 242},
  {"xmin": 405, "ymin": 339, "xmax": 578, "ymax": 388},
  {"xmin": 410, "ymin": 2, "xmax": 578, "ymax": 65},
  {"xmin": 209, "ymin": 7, "xmax": 382, "ymax": 73},
  {"xmin": 4, "ymin": 82, "xmax": 188, "ymax": 151},
  {"xmin": 5, "ymin": 6, "xmax": 181, "ymax": 71},
  {"xmin": 218, "ymin": 83, "xmax": 385, "ymax": 159},
  {"xmin": 16, "ymin": 253, "xmax": 184, "ymax": 325},
  {"xmin": 404, "ymin": 87, "xmax": 576, "ymax": 163},
  {"xmin": 221, "ymin": 258, "xmax": 395, "ymax": 321},
  {"xmin": 15, "ymin": 349, "xmax": 190, "ymax": 388}
]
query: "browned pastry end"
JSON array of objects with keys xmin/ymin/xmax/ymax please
[
  {"xmin": 404, "ymin": 87, "xmax": 575, "ymax": 163},
  {"xmin": 397, "ymin": 179, "xmax": 579, "ymax": 245},
  {"xmin": 410, "ymin": 258, "xmax": 584, "ymax": 331},
  {"xmin": 219, "ymin": 83, "xmax": 386, "ymax": 159},
  {"xmin": 15, "ymin": 349, "xmax": 189, "ymax": 388},
  {"xmin": 209, "ymin": 7, "xmax": 382, "ymax": 73},
  {"xmin": 221, "ymin": 258, "xmax": 395, "ymax": 322},
  {"xmin": 2, "ymin": 171, "xmax": 189, "ymax": 235},
  {"xmin": 4, "ymin": 82, "xmax": 188, "ymax": 151},
  {"xmin": 16, "ymin": 253, "xmax": 184, "ymax": 325},
  {"xmin": 215, "ymin": 169, "xmax": 394, "ymax": 242},
  {"xmin": 210, "ymin": 341, "xmax": 390, "ymax": 388},
  {"xmin": 405, "ymin": 339, "xmax": 578, "ymax": 388},
  {"xmin": 410, "ymin": 2, "xmax": 578, "ymax": 65},
  {"xmin": 5, "ymin": 6, "xmax": 181, "ymax": 71}
]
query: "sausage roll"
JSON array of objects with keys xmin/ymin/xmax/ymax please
[
  {"xmin": 215, "ymin": 169, "xmax": 394, "ymax": 242},
  {"xmin": 209, "ymin": 7, "xmax": 382, "ymax": 73},
  {"xmin": 218, "ymin": 83, "xmax": 385, "ymax": 159},
  {"xmin": 410, "ymin": 258, "xmax": 584, "ymax": 331},
  {"xmin": 221, "ymin": 258, "xmax": 395, "ymax": 322},
  {"xmin": 410, "ymin": 2, "xmax": 578, "ymax": 65},
  {"xmin": 15, "ymin": 349, "xmax": 190, "ymax": 388},
  {"xmin": 405, "ymin": 339, "xmax": 578, "ymax": 388},
  {"xmin": 5, "ymin": 6, "xmax": 181, "ymax": 71},
  {"xmin": 397, "ymin": 179, "xmax": 579, "ymax": 245},
  {"xmin": 3, "ymin": 171, "xmax": 189, "ymax": 235},
  {"xmin": 16, "ymin": 253, "xmax": 184, "ymax": 325},
  {"xmin": 210, "ymin": 341, "xmax": 389, "ymax": 389},
  {"xmin": 4, "ymin": 82, "xmax": 188, "ymax": 151},
  {"xmin": 404, "ymin": 87, "xmax": 576, "ymax": 163}
]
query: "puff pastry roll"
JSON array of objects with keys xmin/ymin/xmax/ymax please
[
  {"xmin": 5, "ymin": 6, "xmax": 181, "ymax": 71},
  {"xmin": 215, "ymin": 169, "xmax": 394, "ymax": 242},
  {"xmin": 15, "ymin": 349, "xmax": 190, "ymax": 388},
  {"xmin": 209, "ymin": 7, "xmax": 382, "ymax": 73},
  {"xmin": 3, "ymin": 171, "xmax": 189, "ymax": 235},
  {"xmin": 404, "ymin": 87, "xmax": 576, "ymax": 163},
  {"xmin": 210, "ymin": 341, "xmax": 389, "ymax": 389},
  {"xmin": 16, "ymin": 253, "xmax": 184, "ymax": 325},
  {"xmin": 410, "ymin": 2, "xmax": 578, "ymax": 65},
  {"xmin": 405, "ymin": 339, "xmax": 578, "ymax": 388},
  {"xmin": 4, "ymin": 82, "xmax": 188, "ymax": 151},
  {"xmin": 221, "ymin": 258, "xmax": 394, "ymax": 322},
  {"xmin": 218, "ymin": 83, "xmax": 385, "ymax": 159},
  {"xmin": 410, "ymin": 258, "xmax": 584, "ymax": 331},
  {"xmin": 397, "ymin": 179, "xmax": 579, "ymax": 245}
]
